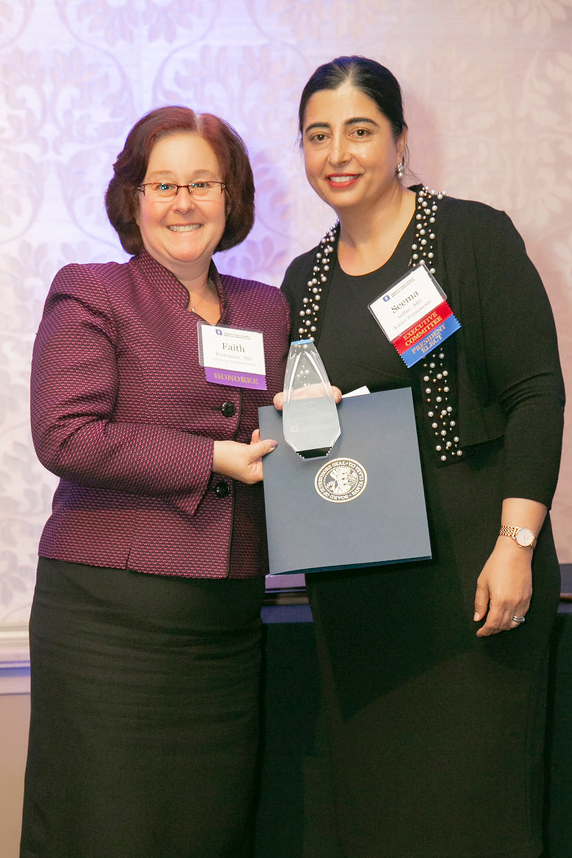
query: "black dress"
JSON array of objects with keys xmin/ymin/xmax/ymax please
[{"xmin": 281, "ymin": 199, "xmax": 564, "ymax": 858}]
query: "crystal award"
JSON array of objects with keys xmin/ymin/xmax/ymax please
[{"xmin": 282, "ymin": 339, "xmax": 341, "ymax": 459}]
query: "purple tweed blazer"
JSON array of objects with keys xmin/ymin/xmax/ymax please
[{"xmin": 31, "ymin": 251, "xmax": 290, "ymax": 578}]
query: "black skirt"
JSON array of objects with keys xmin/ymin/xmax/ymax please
[{"xmin": 20, "ymin": 558, "xmax": 265, "ymax": 858}]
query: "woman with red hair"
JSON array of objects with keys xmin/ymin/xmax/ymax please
[{"xmin": 22, "ymin": 106, "xmax": 289, "ymax": 858}]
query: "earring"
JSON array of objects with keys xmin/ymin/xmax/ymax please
[{"xmin": 396, "ymin": 162, "xmax": 404, "ymax": 179}]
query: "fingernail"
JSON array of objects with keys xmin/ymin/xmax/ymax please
[{"xmin": 473, "ymin": 612, "xmax": 480, "ymax": 621}]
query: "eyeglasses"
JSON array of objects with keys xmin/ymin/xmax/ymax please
[{"xmin": 137, "ymin": 180, "xmax": 226, "ymax": 202}]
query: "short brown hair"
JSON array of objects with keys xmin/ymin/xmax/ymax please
[{"xmin": 105, "ymin": 106, "xmax": 255, "ymax": 255}]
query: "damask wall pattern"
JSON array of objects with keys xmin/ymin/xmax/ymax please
[{"xmin": 1, "ymin": 0, "xmax": 571, "ymax": 638}]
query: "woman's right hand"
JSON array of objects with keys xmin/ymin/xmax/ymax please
[
  {"xmin": 212, "ymin": 430, "xmax": 277, "ymax": 485},
  {"xmin": 273, "ymin": 385, "xmax": 343, "ymax": 411}
]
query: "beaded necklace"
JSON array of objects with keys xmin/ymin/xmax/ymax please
[{"xmin": 296, "ymin": 186, "xmax": 463, "ymax": 465}]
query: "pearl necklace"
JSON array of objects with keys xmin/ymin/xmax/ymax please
[
  {"xmin": 297, "ymin": 186, "xmax": 443, "ymax": 339},
  {"xmin": 297, "ymin": 186, "xmax": 463, "ymax": 465}
]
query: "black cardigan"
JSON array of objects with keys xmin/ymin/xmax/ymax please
[{"xmin": 281, "ymin": 194, "xmax": 565, "ymax": 508}]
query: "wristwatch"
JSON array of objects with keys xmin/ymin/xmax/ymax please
[{"xmin": 499, "ymin": 525, "xmax": 537, "ymax": 549}]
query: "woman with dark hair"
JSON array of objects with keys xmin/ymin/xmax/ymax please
[
  {"xmin": 279, "ymin": 56, "xmax": 564, "ymax": 858},
  {"xmin": 22, "ymin": 105, "xmax": 290, "ymax": 858}
]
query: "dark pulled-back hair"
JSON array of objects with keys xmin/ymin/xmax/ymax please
[
  {"xmin": 298, "ymin": 56, "xmax": 408, "ymax": 142},
  {"xmin": 105, "ymin": 105, "xmax": 255, "ymax": 255}
]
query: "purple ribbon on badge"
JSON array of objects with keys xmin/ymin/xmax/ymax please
[{"xmin": 205, "ymin": 367, "xmax": 267, "ymax": 390}]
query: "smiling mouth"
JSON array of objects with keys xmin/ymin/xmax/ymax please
[
  {"xmin": 327, "ymin": 174, "xmax": 360, "ymax": 185},
  {"xmin": 168, "ymin": 224, "xmax": 201, "ymax": 232}
]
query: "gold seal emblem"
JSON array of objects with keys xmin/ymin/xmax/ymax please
[{"xmin": 314, "ymin": 458, "xmax": 368, "ymax": 504}]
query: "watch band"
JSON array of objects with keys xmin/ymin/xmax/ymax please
[{"xmin": 499, "ymin": 525, "xmax": 537, "ymax": 548}]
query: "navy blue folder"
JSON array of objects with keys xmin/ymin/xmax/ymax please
[{"xmin": 258, "ymin": 388, "xmax": 432, "ymax": 576}]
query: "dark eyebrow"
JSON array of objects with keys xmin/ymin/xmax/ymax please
[
  {"xmin": 304, "ymin": 117, "xmax": 379, "ymax": 135},
  {"xmin": 346, "ymin": 117, "xmax": 379, "ymax": 128},
  {"xmin": 304, "ymin": 122, "xmax": 330, "ymax": 134}
]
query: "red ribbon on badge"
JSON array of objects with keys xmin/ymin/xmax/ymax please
[{"xmin": 392, "ymin": 301, "xmax": 454, "ymax": 356}]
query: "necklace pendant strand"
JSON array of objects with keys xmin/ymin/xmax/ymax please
[{"xmin": 189, "ymin": 278, "xmax": 214, "ymax": 314}]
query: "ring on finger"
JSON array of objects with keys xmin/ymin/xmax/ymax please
[{"xmin": 512, "ymin": 615, "xmax": 526, "ymax": 624}]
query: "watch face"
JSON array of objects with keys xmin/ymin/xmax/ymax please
[{"xmin": 516, "ymin": 527, "xmax": 535, "ymax": 547}]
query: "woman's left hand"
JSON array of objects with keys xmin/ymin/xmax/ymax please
[
  {"xmin": 212, "ymin": 429, "xmax": 277, "ymax": 485},
  {"xmin": 473, "ymin": 538, "xmax": 533, "ymax": 637}
]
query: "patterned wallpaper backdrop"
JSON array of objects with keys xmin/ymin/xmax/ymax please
[{"xmin": 1, "ymin": 0, "xmax": 571, "ymax": 637}]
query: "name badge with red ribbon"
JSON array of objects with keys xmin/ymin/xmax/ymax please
[{"xmin": 368, "ymin": 262, "xmax": 461, "ymax": 368}]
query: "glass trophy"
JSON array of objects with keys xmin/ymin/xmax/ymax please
[{"xmin": 282, "ymin": 339, "xmax": 341, "ymax": 459}]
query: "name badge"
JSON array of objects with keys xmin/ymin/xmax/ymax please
[
  {"xmin": 368, "ymin": 262, "xmax": 461, "ymax": 368},
  {"xmin": 198, "ymin": 323, "xmax": 267, "ymax": 390}
]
